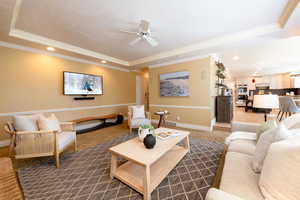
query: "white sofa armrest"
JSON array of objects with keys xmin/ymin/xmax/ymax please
[
  {"xmin": 206, "ymin": 188, "xmax": 244, "ymax": 200},
  {"xmin": 231, "ymin": 121, "xmax": 260, "ymax": 133}
]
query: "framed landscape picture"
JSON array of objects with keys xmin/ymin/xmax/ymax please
[{"xmin": 160, "ymin": 71, "xmax": 190, "ymax": 96}]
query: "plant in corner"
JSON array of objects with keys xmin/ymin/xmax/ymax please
[{"xmin": 215, "ymin": 62, "xmax": 228, "ymax": 95}]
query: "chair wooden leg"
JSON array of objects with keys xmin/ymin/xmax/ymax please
[
  {"xmin": 130, "ymin": 127, "xmax": 132, "ymax": 134},
  {"xmin": 55, "ymin": 152, "xmax": 60, "ymax": 168},
  {"xmin": 8, "ymin": 135, "xmax": 15, "ymax": 157},
  {"xmin": 73, "ymin": 139, "xmax": 77, "ymax": 152},
  {"xmin": 277, "ymin": 111, "xmax": 281, "ymax": 120},
  {"xmin": 279, "ymin": 112, "xmax": 285, "ymax": 121}
]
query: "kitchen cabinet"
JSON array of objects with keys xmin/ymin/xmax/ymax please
[{"xmin": 236, "ymin": 73, "xmax": 292, "ymax": 90}]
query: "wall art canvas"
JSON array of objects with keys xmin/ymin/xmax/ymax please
[{"xmin": 160, "ymin": 71, "xmax": 190, "ymax": 96}]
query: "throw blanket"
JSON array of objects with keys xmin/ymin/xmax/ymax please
[{"xmin": 225, "ymin": 131, "xmax": 257, "ymax": 145}]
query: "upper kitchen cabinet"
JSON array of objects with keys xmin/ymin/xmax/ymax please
[{"xmin": 236, "ymin": 73, "xmax": 292, "ymax": 90}]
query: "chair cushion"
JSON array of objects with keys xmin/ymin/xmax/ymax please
[
  {"xmin": 228, "ymin": 139, "xmax": 256, "ymax": 156},
  {"xmin": 58, "ymin": 131, "xmax": 76, "ymax": 151},
  {"xmin": 130, "ymin": 118, "xmax": 151, "ymax": 128},
  {"xmin": 252, "ymin": 124, "xmax": 292, "ymax": 173},
  {"xmin": 220, "ymin": 152, "xmax": 263, "ymax": 200},
  {"xmin": 132, "ymin": 105, "xmax": 145, "ymax": 119},
  {"xmin": 259, "ymin": 136, "xmax": 300, "ymax": 200},
  {"xmin": 13, "ymin": 113, "xmax": 42, "ymax": 131},
  {"xmin": 38, "ymin": 114, "xmax": 61, "ymax": 132}
]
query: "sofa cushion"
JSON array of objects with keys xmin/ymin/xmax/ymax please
[
  {"xmin": 228, "ymin": 139, "xmax": 256, "ymax": 156},
  {"xmin": 252, "ymin": 124, "xmax": 292, "ymax": 173},
  {"xmin": 257, "ymin": 120, "xmax": 277, "ymax": 141},
  {"xmin": 58, "ymin": 131, "xmax": 76, "ymax": 151},
  {"xmin": 132, "ymin": 105, "xmax": 145, "ymax": 119},
  {"xmin": 38, "ymin": 114, "xmax": 61, "ymax": 132},
  {"xmin": 13, "ymin": 114, "xmax": 42, "ymax": 132},
  {"xmin": 259, "ymin": 136, "xmax": 300, "ymax": 200},
  {"xmin": 130, "ymin": 118, "xmax": 151, "ymax": 127},
  {"xmin": 206, "ymin": 188, "xmax": 244, "ymax": 200},
  {"xmin": 220, "ymin": 152, "xmax": 263, "ymax": 200}
]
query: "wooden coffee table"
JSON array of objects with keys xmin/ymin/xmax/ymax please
[{"xmin": 109, "ymin": 128, "xmax": 190, "ymax": 200}]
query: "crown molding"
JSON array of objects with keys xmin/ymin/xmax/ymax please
[
  {"xmin": 148, "ymin": 54, "xmax": 214, "ymax": 68},
  {"xmin": 0, "ymin": 41, "xmax": 130, "ymax": 72},
  {"xmin": 9, "ymin": 29, "xmax": 130, "ymax": 66},
  {"xmin": 130, "ymin": 23, "xmax": 282, "ymax": 66},
  {"xmin": 278, "ymin": 0, "xmax": 300, "ymax": 28}
]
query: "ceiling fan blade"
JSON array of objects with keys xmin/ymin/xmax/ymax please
[
  {"xmin": 145, "ymin": 36, "xmax": 158, "ymax": 47},
  {"xmin": 129, "ymin": 37, "xmax": 142, "ymax": 46},
  {"xmin": 120, "ymin": 30, "xmax": 138, "ymax": 35},
  {"xmin": 140, "ymin": 20, "xmax": 150, "ymax": 33}
]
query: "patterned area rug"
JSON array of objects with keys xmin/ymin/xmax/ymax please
[{"xmin": 18, "ymin": 134, "xmax": 225, "ymax": 200}]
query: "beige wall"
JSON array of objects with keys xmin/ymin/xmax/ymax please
[
  {"xmin": 149, "ymin": 57, "xmax": 216, "ymax": 129},
  {"xmin": 0, "ymin": 46, "xmax": 136, "ymax": 140}
]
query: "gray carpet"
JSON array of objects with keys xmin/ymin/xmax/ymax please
[{"xmin": 18, "ymin": 134, "xmax": 225, "ymax": 200}]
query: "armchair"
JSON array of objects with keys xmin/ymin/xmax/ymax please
[
  {"xmin": 128, "ymin": 105, "xmax": 151, "ymax": 133},
  {"xmin": 4, "ymin": 121, "xmax": 76, "ymax": 168}
]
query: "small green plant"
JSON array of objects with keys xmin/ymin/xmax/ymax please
[{"xmin": 140, "ymin": 124, "xmax": 155, "ymax": 130}]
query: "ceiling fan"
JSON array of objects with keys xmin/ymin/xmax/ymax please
[{"xmin": 120, "ymin": 20, "xmax": 158, "ymax": 47}]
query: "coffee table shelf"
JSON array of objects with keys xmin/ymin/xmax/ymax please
[{"xmin": 114, "ymin": 145, "xmax": 188, "ymax": 193}]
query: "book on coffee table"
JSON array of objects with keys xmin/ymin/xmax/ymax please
[{"xmin": 155, "ymin": 128, "xmax": 182, "ymax": 140}]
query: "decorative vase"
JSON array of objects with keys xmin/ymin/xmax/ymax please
[
  {"xmin": 143, "ymin": 134, "xmax": 156, "ymax": 149},
  {"xmin": 138, "ymin": 127, "xmax": 150, "ymax": 141}
]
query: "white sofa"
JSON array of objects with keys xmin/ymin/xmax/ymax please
[{"xmin": 206, "ymin": 118, "xmax": 300, "ymax": 200}]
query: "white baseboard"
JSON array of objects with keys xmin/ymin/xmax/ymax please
[
  {"xmin": 0, "ymin": 139, "xmax": 10, "ymax": 148},
  {"xmin": 151, "ymin": 119, "xmax": 212, "ymax": 132}
]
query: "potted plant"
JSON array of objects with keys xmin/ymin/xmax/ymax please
[{"xmin": 138, "ymin": 124, "xmax": 155, "ymax": 141}]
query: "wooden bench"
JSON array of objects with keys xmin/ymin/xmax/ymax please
[
  {"xmin": 72, "ymin": 114, "xmax": 124, "ymax": 134},
  {"xmin": 0, "ymin": 157, "xmax": 23, "ymax": 200}
]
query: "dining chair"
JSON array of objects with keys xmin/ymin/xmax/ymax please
[{"xmin": 277, "ymin": 96, "xmax": 300, "ymax": 121}]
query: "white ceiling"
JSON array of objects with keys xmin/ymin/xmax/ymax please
[
  {"xmin": 0, "ymin": 0, "xmax": 300, "ymax": 75},
  {"xmin": 15, "ymin": 0, "xmax": 286, "ymax": 61},
  {"xmin": 220, "ymin": 36, "xmax": 300, "ymax": 78}
]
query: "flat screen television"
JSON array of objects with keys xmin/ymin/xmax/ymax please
[{"xmin": 63, "ymin": 72, "xmax": 103, "ymax": 95}]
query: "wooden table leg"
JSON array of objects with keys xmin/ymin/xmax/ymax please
[
  {"xmin": 143, "ymin": 165, "xmax": 151, "ymax": 200},
  {"xmin": 157, "ymin": 115, "xmax": 163, "ymax": 128},
  {"xmin": 110, "ymin": 154, "xmax": 117, "ymax": 179},
  {"xmin": 183, "ymin": 136, "xmax": 190, "ymax": 152}
]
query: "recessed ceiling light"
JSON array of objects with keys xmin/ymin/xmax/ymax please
[
  {"xmin": 101, "ymin": 60, "xmax": 107, "ymax": 64},
  {"xmin": 46, "ymin": 47, "xmax": 55, "ymax": 51},
  {"xmin": 232, "ymin": 56, "xmax": 240, "ymax": 60}
]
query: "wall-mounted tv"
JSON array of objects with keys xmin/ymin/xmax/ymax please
[{"xmin": 63, "ymin": 72, "xmax": 103, "ymax": 95}]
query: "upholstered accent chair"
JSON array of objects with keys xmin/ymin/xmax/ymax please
[
  {"xmin": 128, "ymin": 105, "xmax": 151, "ymax": 133},
  {"xmin": 4, "ymin": 120, "xmax": 77, "ymax": 168}
]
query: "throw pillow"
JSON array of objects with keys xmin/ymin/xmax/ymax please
[
  {"xmin": 257, "ymin": 120, "xmax": 277, "ymax": 141},
  {"xmin": 259, "ymin": 136, "xmax": 300, "ymax": 200},
  {"xmin": 252, "ymin": 124, "xmax": 292, "ymax": 173},
  {"xmin": 132, "ymin": 105, "xmax": 145, "ymax": 119},
  {"xmin": 13, "ymin": 114, "xmax": 43, "ymax": 131},
  {"xmin": 37, "ymin": 114, "xmax": 61, "ymax": 132}
]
